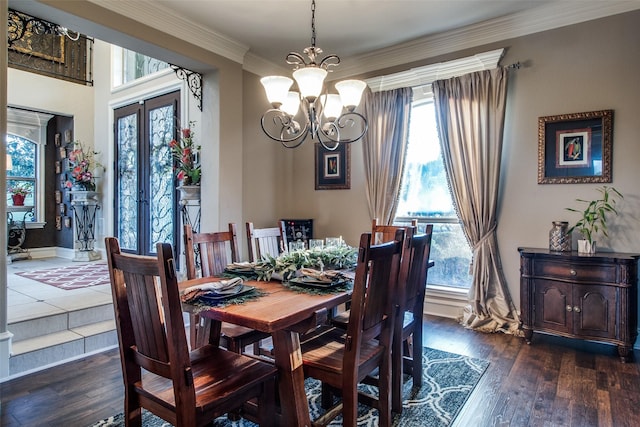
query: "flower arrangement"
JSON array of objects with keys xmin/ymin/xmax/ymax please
[
  {"xmin": 170, "ymin": 121, "xmax": 201, "ymax": 186},
  {"xmin": 65, "ymin": 141, "xmax": 100, "ymax": 191},
  {"xmin": 9, "ymin": 183, "xmax": 32, "ymax": 196}
]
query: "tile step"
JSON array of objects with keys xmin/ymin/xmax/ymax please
[
  {"xmin": 9, "ymin": 320, "xmax": 118, "ymax": 376},
  {"xmin": 9, "ymin": 303, "xmax": 114, "ymax": 342}
]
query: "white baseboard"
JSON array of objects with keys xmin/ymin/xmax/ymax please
[{"xmin": 23, "ymin": 247, "xmax": 106, "ymax": 261}]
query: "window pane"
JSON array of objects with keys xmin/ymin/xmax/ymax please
[
  {"xmin": 6, "ymin": 134, "xmax": 37, "ymax": 217},
  {"xmin": 395, "ymin": 101, "xmax": 472, "ymax": 289}
]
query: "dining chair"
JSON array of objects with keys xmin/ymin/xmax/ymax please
[
  {"xmin": 391, "ymin": 224, "xmax": 433, "ymax": 413},
  {"xmin": 105, "ymin": 237, "xmax": 277, "ymax": 427},
  {"xmin": 184, "ymin": 224, "xmax": 270, "ymax": 353},
  {"xmin": 245, "ymin": 221, "xmax": 288, "ymax": 262},
  {"xmin": 299, "ymin": 230, "xmax": 405, "ymax": 427}
]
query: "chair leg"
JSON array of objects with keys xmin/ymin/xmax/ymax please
[
  {"xmin": 257, "ymin": 377, "xmax": 276, "ymax": 427},
  {"xmin": 342, "ymin": 380, "xmax": 359, "ymax": 427},
  {"xmin": 392, "ymin": 333, "xmax": 403, "ymax": 414},
  {"xmin": 124, "ymin": 395, "xmax": 142, "ymax": 427},
  {"xmin": 411, "ymin": 323, "xmax": 423, "ymax": 388}
]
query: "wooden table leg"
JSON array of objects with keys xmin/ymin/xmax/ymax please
[{"xmin": 272, "ymin": 329, "xmax": 311, "ymax": 427}]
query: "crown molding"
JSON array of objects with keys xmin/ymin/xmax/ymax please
[
  {"xmin": 330, "ymin": 1, "xmax": 640, "ymax": 80},
  {"xmin": 87, "ymin": 0, "xmax": 250, "ymax": 64}
]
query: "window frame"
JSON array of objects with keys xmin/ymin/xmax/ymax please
[{"xmin": 6, "ymin": 107, "xmax": 52, "ymax": 229}]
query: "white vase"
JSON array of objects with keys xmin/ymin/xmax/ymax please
[{"xmin": 577, "ymin": 240, "xmax": 596, "ymax": 254}]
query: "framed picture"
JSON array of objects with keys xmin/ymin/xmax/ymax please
[
  {"xmin": 54, "ymin": 133, "xmax": 61, "ymax": 147},
  {"xmin": 55, "ymin": 190, "xmax": 62, "ymax": 204},
  {"xmin": 64, "ymin": 129, "xmax": 73, "ymax": 143},
  {"xmin": 64, "ymin": 217, "xmax": 72, "ymax": 228},
  {"xmin": 538, "ymin": 110, "xmax": 613, "ymax": 184},
  {"xmin": 59, "ymin": 147, "xmax": 67, "ymax": 159},
  {"xmin": 315, "ymin": 143, "xmax": 351, "ymax": 190},
  {"xmin": 55, "ymin": 161, "xmax": 61, "ymax": 174},
  {"xmin": 55, "ymin": 216, "xmax": 62, "ymax": 230}
]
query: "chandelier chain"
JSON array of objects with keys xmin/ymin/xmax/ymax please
[{"xmin": 310, "ymin": 0, "xmax": 316, "ymax": 48}]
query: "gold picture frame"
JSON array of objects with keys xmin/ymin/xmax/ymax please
[{"xmin": 537, "ymin": 110, "xmax": 613, "ymax": 184}]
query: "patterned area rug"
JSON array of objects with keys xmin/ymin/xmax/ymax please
[
  {"xmin": 16, "ymin": 263, "xmax": 110, "ymax": 290},
  {"xmin": 90, "ymin": 347, "xmax": 488, "ymax": 427}
]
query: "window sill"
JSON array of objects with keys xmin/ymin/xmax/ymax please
[{"xmin": 25, "ymin": 222, "xmax": 46, "ymax": 230}]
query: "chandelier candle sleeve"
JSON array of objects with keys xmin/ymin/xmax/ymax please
[{"xmin": 259, "ymin": 0, "xmax": 368, "ymax": 150}]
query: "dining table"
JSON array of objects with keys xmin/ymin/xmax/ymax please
[{"xmin": 179, "ymin": 277, "xmax": 352, "ymax": 427}]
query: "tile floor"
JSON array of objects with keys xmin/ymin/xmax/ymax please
[{"xmin": 6, "ymin": 257, "xmax": 112, "ymax": 325}]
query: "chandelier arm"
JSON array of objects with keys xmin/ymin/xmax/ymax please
[
  {"xmin": 318, "ymin": 54, "xmax": 340, "ymax": 70},
  {"xmin": 261, "ymin": 109, "xmax": 311, "ymax": 144},
  {"xmin": 317, "ymin": 112, "xmax": 369, "ymax": 144},
  {"xmin": 286, "ymin": 52, "xmax": 309, "ymax": 68}
]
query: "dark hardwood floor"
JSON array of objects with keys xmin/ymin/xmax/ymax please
[{"xmin": 1, "ymin": 315, "xmax": 639, "ymax": 426}]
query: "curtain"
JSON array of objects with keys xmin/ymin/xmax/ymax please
[
  {"xmin": 362, "ymin": 87, "xmax": 413, "ymax": 225},
  {"xmin": 432, "ymin": 68, "xmax": 521, "ymax": 335}
]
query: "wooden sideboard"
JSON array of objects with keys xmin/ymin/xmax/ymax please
[{"xmin": 519, "ymin": 248, "xmax": 639, "ymax": 362}]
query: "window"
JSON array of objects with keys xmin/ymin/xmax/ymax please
[
  {"xmin": 395, "ymin": 100, "xmax": 472, "ymax": 289},
  {"xmin": 6, "ymin": 134, "xmax": 37, "ymax": 220},
  {"xmin": 112, "ymin": 46, "xmax": 170, "ymax": 87}
]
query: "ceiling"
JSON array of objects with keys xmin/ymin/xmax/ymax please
[
  {"xmin": 153, "ymin": 0, "xmax": 550, "ymax": 63},
  {"xmin": 9, "ymin": 0, "xmax": 640, "ymax": 77}
]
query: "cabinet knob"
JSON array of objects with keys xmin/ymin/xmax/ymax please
[
  {"xmin": 566, "ymin": 305, "xmax": 573, "ymax": 312},
  {"xmin": 570, "ymin": 269, "xmax": 577, "ymax": 276},
  {"xmin": 573, "ymin": 306, "xmax": 581, "ymax": 313}
]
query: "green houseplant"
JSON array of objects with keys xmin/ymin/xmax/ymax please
[{"xmin": 566, "ymin": 185, "xmax": 623, "ymax": 254}]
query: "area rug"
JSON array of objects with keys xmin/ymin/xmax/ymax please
[
  {"xmin": 16, "ymin": 263, "xmax": 110, "ymax": 290},
  {"xmin": 90, "ymin": 347, "xmax": 488, "ymax": 427}
]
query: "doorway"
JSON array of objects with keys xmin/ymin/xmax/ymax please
[{"xmin": 113, "ymin": 91, "xmax": 180, "ymax": 256}]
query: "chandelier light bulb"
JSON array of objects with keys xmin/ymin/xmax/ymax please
[
  {"xmin": 335, "ymin": 79, "xmax": 367, "ymax": 111},
  {"xmin": 281, "ymin": 91, "xmax": 301, "ymax": 116},
  {"xmin": 261, "ymin": 76, "xmax": 293, "ymax": 107},
  {"xmin": 293, "ymin": 67, "xmax": 327, "ymax": 101},
  {"xmin": 320, "ymin": 94, "xmax": 343, "ymax": 119}
]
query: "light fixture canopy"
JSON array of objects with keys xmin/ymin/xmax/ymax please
[{"xmin": 260, "ymin": 0, "xmax": 368, "ymax": 150}]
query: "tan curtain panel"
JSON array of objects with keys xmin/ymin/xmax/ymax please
[
  {"xmin": 362, "ymin": 87, "xmax": 413, "ymax": 225},
  {"xmin": 433, "ymin": 67, "xmax": 521, "ymax": 335}
]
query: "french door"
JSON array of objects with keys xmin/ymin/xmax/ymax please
[{"xmin": 113, "ymin": 91, "xmax": 180, "ymax": 255}]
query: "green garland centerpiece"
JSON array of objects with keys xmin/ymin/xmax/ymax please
[{"xmin": 253, "ymin": 245, "xmax": 358, "ymax": 281}]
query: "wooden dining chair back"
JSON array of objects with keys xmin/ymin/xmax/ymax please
[
  {"xmin": 184, "ymin": 223, "xmax": 239, "ymax": 279},
  {"xmin": 371, "ymin": 217, "xmax": 418, "ymax": 245},
  {"xmin": 105, "ymin": 237, "xmax": 277, "ymax": 427},
  {"xmin": 245, "ymin": 221, "xmax": 288, "ymax": 262},
  {"xmin": 184, "ymin": 224, "xmax": 270, "ymax": 353},
  {"xmin": 300, "ymin": 230, "xmax": 405, "ymax": 427},
  {"xmin": 391, "ymin": 224, "xmax": 433, "ymax": 413}
]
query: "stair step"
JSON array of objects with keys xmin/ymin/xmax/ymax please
[
  {"xmin": 9, "ymin": 320, "xmax": 117, "ymax": 376},
  {"xmin": 9, "ymin": 303, "xmax": 114, "ymax": 342}
]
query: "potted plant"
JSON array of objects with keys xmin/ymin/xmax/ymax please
[
  {"xmin": 9, "ymin": 183, "xmax": 31, "ymax": 206},
  {"xmin": 566, "ymin": 185, "xmax": 623, "ymax": 254}
]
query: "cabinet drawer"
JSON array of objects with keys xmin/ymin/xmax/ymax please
[{"xmin": 532, "ymin": 260, "xmax": 617, "ymax": 283}]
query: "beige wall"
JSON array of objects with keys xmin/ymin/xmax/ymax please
[{"xmin": 242, "ymin": 10, "xmax": 640, "ymax": 311}]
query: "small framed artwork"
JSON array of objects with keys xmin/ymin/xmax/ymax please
[
  {"xmin": 59, "ymin": 147, "xmax": 67, "ymax": 159},
  {"xmin": 54, "ymin": 133, "xmax": 61, "ymax": 147},
  {"xmin": 64, "ymin": 129, "xmax": 73, "ymax": 143},
  {"xmin": 55, "ymin": 216, "xmax": 62, "ymax": 230},
  {"xmin": 315, "ymin": 143, "xmax": 351, "ymax": 190},
  {"xmin": 59, "ymin": 203, "xmax": 66, "ymax": 216},
  {"xmin": 55, "ymin": 161, "xmax": 61, "ymax": 174},
  {"xmin": 55, "ymin": 190, "xmax": 62, "ymax": 203},
  {"xmin": 64, "ymin": 217, "xmax": 72, "ymax": 228},
  {"xmin": 538, "ymin": 110, "xmax": 613, "ymax": 184}
]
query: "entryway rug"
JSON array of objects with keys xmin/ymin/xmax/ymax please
[
  {"xmin": 90, "ymin": 347, "xmax": 489, "ymax": 427},
  {"xmin": 16, "ymin": 263, "xmax": 110, "ymax": 290}
]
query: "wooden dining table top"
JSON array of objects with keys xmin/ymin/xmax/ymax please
[{"xmin": 179, "ymin": 277, "xmax": 352, "ymax": 333}]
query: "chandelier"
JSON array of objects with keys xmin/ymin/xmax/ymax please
[{"xmin": 260, "ymin": 0, "xmax": 368, "ymax": 150}]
